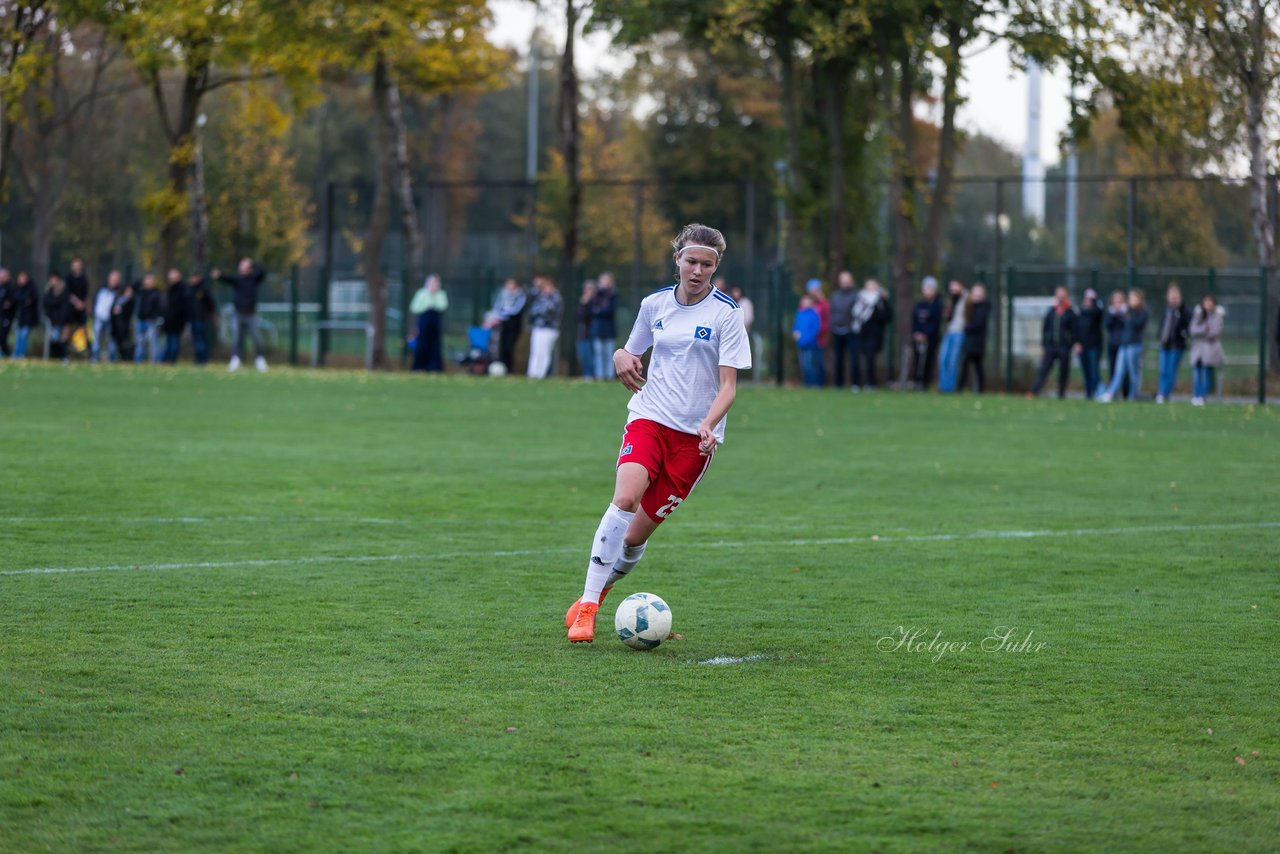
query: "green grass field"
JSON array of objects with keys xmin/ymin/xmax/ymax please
[{"xmin": 2, "ymin": 362, "xmax": 1278, "ymax": 852}]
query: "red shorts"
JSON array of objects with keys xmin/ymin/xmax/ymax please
[{"xmin": 617, "ymin": 418, "xmax": 714, "ymax": 523}]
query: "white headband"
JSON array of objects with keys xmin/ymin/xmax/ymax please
[{"xmin": 676, "ymin": 244, "xmax": 721, "ymax": 260}]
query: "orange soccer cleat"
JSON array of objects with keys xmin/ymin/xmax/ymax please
[
  {"xmin": 567, "ymin": 601, "xmax": 600, "ymax": 643},
  {"xmin": 564, "ymin": 587, "xmax": 612, "ymax": 628}
]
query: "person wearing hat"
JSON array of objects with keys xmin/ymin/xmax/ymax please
[
  {"xmin": 1076, "ymin": 288, "xmax": 1104, "ymax": 398},
  {"xmin": 806, "ymin": 278, "xmax": 830, "ymax": 386}
]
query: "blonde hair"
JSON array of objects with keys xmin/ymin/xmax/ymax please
[{"xmin": 672, "ymin": 223, "xmax": 726, "ymax": 259}]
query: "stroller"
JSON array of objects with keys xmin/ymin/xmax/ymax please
[{"xmin": 456, "ymin": 325, "xmax": 494, "ymax": 375}]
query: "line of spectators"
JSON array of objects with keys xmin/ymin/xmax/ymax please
[{"xmin": 0, "ymin": 256, "xmax": 268, "ymax": 372}]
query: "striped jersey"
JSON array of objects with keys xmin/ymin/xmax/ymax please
[{"xmin": 623, "ymin": 286, "xmax": 752, "ymax": 442}]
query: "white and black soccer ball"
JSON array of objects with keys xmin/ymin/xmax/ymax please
[
  {"xmin": 488, "ymin": 360, "xmax": 507, "ymax": 377},
  {"xmin": 614, "ymin": 592, "xmax": 673, "ymax": 650}
]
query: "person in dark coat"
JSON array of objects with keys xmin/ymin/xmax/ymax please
[
  {"xmin": 185, "ymin": 272, "xmax": 218, "ymax": 365},
  {"xmin": 0, "ymin": 268, "xmax": 14, "ymax": 358},
  {"xmin": 1155, "ymin": 283, "xmax": 1191, "ymax": 403},
  {"xmin": 1103, "ymin": 289, "xmax": 1130, "ymax": 398},
  {"xmin": 829, "ymin": 271, "xmax": 859, "ymax": 389},
  {"xmin": 958, "ymin": 284, "xmax": 991, "ymax": 393},
  {"xmin": 161, "ymin": 269, "xmax": 188, "ymax": 363},
  {"xmin": 1028, "ymin": 286, "xmax": 1079, "ymax": 398},
  {"xmin": 1098, "ymin": 289, "xmax": 1148, "ymax": 402},
  {"xmin": 11, "ymin": 272, "xmax": 39, "ymax": 358},
  {"xmin": 1076, "ymin": 288, "xmax": 1104, "ymax": 398},
  {"xmin": 65, "ymin": 258, "xmax": 90, "ymax": 354},
  {"xmin": 851, "ymin": 279, "xmax": 891, "ymax": 390},
  {"xmin": 589, "ymin": 272, "xmax": 618, "ymax": 380},
  {"xmin": 43, "ymin": 273, "xmax": 71, "ymax": 360},
  {"xmin": 110, "ymin": 276, "xmax": 136, "ymax": 361},
  {"xmin": 213, "ymin": 257, "xmax": 267, "ymax": 371},
  {"xmin": 133, "ymin": 273, "xmax": 165, "ymax": 364},
  {"xmin": 910, "ymin": 276, "xmax": 943, "ymax": 390}
]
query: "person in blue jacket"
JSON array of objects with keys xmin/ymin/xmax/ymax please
[{"xmin": 793, "ymin": 294, "xmax": 822, "ymax": 387}]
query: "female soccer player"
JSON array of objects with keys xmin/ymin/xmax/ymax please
[{"xmin": 566, "ymin": 223, "xmax": 751, "ymax": 642}]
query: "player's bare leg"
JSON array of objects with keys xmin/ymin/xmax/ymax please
[{"xmin": 568, "ymin": 462, "xmax": 649, "ymax": 642}]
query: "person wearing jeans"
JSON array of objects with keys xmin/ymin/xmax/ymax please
[
  {"xmin": 1155, "ymin": 283, "xmax": 1190, "ymax": 403},
  {"xmin": 185, "ymin": 272, "xmax": 217, "ymax": 366},
  {"xmin": 1188, "ymin": 294, "xmax": 1225, "ymax": 406},
  {"xmin": 12, "ymin": 272, "xmax": 39, "ymax": 358},
  {"xmin": 133, "ymin": 273, "xmax": 164, "ymax": 364},
  {"xmin": 1098, "ymin": 289, "xmax": 1148, "ymax": 402},
  {"xmin": 590, "ymin": 272, "xmax": 618, "ymax": 380},
  {"xmin": 576, "ymin": 280, "xmax": 596, "ymax": 379},
  {"xmin": 793, "ymin": 294, "xmax": 822, "ymax": 387},
  {"xmin": 91, "ymin": 271, "xmax": 123, "ymax": 362},
  {"xmin": 937, "ymin": 279, "xmax": 967, "ymax": 393},
  {"xmin": 1076, "ymin": 288, "xmax": 1104, "ymax": 398},
  {"xmin": 214, "ymin": 257, "xmax": 267, "ymax": 372}
]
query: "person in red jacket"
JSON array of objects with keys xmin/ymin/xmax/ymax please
[{"xmin": 806, "ymin": 278, "xmax": 829, "ymax": 386}]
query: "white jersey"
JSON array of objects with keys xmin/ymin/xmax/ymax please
[{"xmin": 623, "ymin": 286, "xmax": 752, "ymax": 442}]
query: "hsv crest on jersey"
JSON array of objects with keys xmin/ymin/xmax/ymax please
[
  {"xmin": 620, "ymin": 443, "xmax": 633, "ymax": 456},
  {"xmin": 694, "ymin": 326, "xmax": 712, "ymax": 341}
]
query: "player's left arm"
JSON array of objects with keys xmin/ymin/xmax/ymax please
[{"xmin": 697, "ymin": 367, "xmax": 737, "ymax": 455}]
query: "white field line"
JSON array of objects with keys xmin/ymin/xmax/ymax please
[
  {"xmin": 3, "ymin": 520, "xmax": 1277, "ymax": 578},
  {"xmin": 698, "ymin": 654, "xmax": 770, "ymax": 666}
]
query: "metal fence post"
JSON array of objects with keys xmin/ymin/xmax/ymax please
[
  {"xmin": 289, "ymin": 264, "xmax": 299, "ymax": 366},
  {"xmin": 400, "ymin": 265, "xmax": 411, "ymax": 368},
  {"xmin": 771, "ymin": 264, "xmax": 784, "ymax": 385},
  {"xmin": 1005, "ymin": 265, "xmax": 1016, "ymax": 392},
  {"xmin": 1260, "ymin": 265, "xmax": 1268, "ymax": 405}
]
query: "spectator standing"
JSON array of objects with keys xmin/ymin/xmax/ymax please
[
  {"xmin": 806, "ymin": 279, "xmax": 830, "ymax": 385},
  {"xmin": 91, "ymin": 271, "xmax": 122, "ymax": 362},
  {"xmin": 110, "ymin": 276, "xmax": 135, "ymax": 361},
  {"xmin": 134, "ymin": 274, "xmax": 164, "ymax": 364},
  {"xmin": 1076, "ymin": 288, "xmax": 1104, "ymax": 399},
  {"xmin": 589, "ymin": 272, "xmax": 618, "ymax": 380},
  {"xmin": 938, "ymin": 279, "xmax": 968, "ymax": 392},
  {"xmin": 65, "ymin": 258, "xmax": 90, "ymax": 355},
  {"xmin": 527, "ymin": 275, "xmax": 564, "ymax": 379},
  {"xmin": 957, "ymin": 284, "xmax": 991, "ymax": 393},
  {"xmin": 410, "ymin": 274, "xmax": 448, "ymax": 372},
  {"xmin": 0, "ymin": 269, "xmax": 13, "ymax": 357},
  {"xmin": 793, "ymin": 294, "xmax": 822, "ymax": 387},
  {"xmin": 1098, "ymin": 289, "xmax": 1148, "ymax": 402},
  {"xmin": 910, "ymin": 276, "xmax": 943, "ymax": 390},
  {"xmin": 161, "ymin": 269, "xmax": 187, "ymax": 363},
  {"xmin": 851, "ymin": 279, "xmax": 891, "ymax": 390},
  {"xmin": 12, "ymin": 272, "xmax": 39, "ymax": 358},
  {"xmin": 493, "ymin": 277, "xmax": 527, "ymax": 372},
  {"xmin": 1028, "ymin": 286, "xmax": 1079, "ymax": 399},
  {"xmin": 576, "ymin": 280, "xmax": 597, "ymax": 379},
  {"xmin": 213, "ymin": 257, "xmax": 267, "ymax": 372},
  {"xmin": 829, "ymin": 271, "xmax": 858, "ymax": 389},
  {"xmin": 1188, "ymin": 294, "xmax": 1225, "ymax": 406},
  {"xmin": 0, "ymin": 270, "xmax": 13, "ymax": 358},
  {"xmin": 1155, "ymin": 283, "xmax": 1190, "ymax": 403},
  {"xmin": 185, "ymin": 272, "xmax": 217, "ymax": 365},
  {"xmin": 730, "ymin": 286, "xmax": 754, "ymax": 333},
  {"xmin": 1104, "ymin": 289, "xmax": 1131, "ymax": 399},
  {"xmin": 43, "ymin": 273, "xmax": 70, "ymax": 361}
]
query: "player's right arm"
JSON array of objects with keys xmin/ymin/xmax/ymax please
[{"xmin": 615, "ymin": 298, "xmax": 653, "ymax": 393}]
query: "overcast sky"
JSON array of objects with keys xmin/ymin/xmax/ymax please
[{"xmin": 486, "ymin": 1, "xmax": 1072, "ymax": 169}]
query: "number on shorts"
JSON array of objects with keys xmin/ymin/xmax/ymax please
[{"xmin": 655, "ymin": 494, "xmax": 683, "ymax": 518}]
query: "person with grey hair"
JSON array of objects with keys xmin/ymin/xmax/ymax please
[
  {"xmin": 910, "ymin": 276, "xmax": 943, "ymax": 389},
  {"xmin": 830, "ymin": 271, "xmax": 858, "ymax": 389}
]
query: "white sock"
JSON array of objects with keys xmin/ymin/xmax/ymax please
[
  {"xmin": 605, "ymin": 541, "xmax": 647, "ymax": 589},
  {"xmin": 581, "ymin": 504, "xmax": 635, "ymax": 604}
]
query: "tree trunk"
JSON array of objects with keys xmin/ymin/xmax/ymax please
[
  {"xmin": 380, "ymin": 57, "xmax": 424, "ymax": 294},
  {"xmin": 819, "ymin": 58, "xmax": 848, "ymax": 283},
  {"xmin": 890, "ymin": 43, "xmax": 917, "ymax": 354},
  {"xmin": 558, "ymin": 0, "xmax": 581, "ymax": 281},
  {"xmin": 152, "ymin": 64, "xmax": 207, "ymax": 275},
  {"xmin": 778, "ymin": 35, "xmax": 805, "ymax": 278},
  {"xmin": 29, "ymin": 172, "xmax": 56, "ymax": 285},
  {"xmin": 365, "ymin": 53, "xmax": 396, "ymax": 369},
  {"xmin": 921, "ymin": 19, "xmax": 964, "ymax": 278}
]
